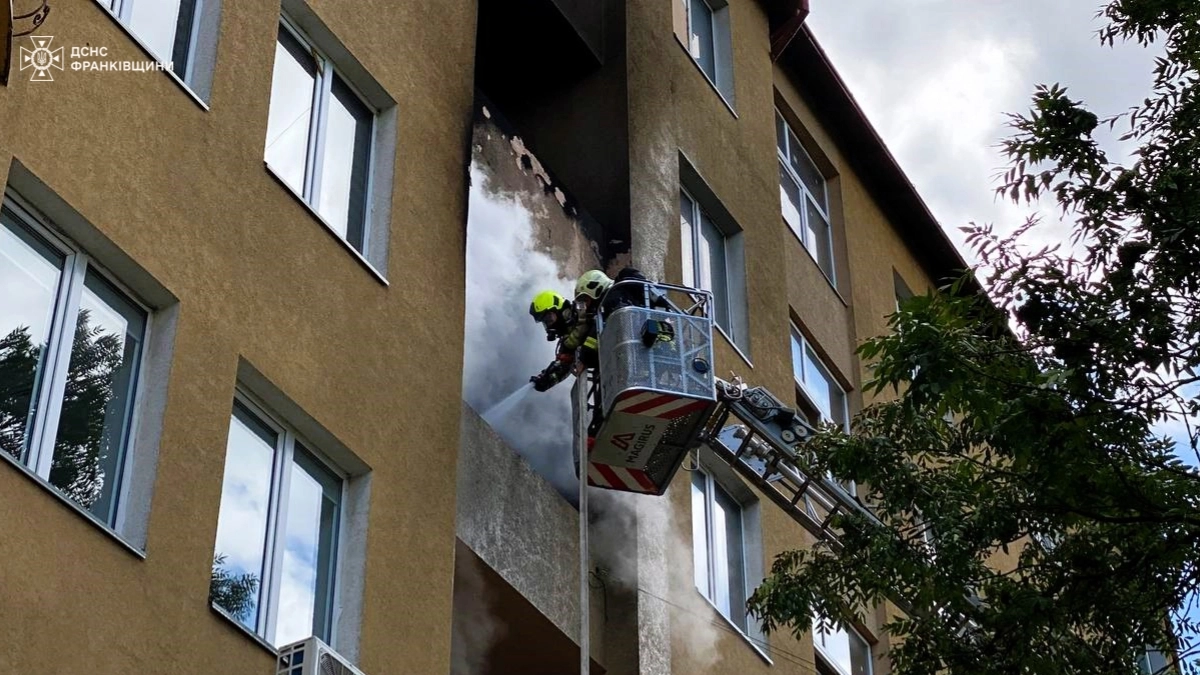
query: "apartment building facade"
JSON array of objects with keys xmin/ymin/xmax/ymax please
[
  {"xmin": 458, "ymin": 1, "xmax": 967, "ymax": 674},
  {"xmin": 0, "ymin": 1, "xmax": 965, "ymax": 674}
]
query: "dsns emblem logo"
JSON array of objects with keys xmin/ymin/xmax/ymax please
[{"xmin": 20, "ymin": 36, "xmax": 64, "ymax": 82}]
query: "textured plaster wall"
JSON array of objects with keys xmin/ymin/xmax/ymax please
[
  {"xmin": 456, "ymin": 402, "xmax": 583, "ymax": 642},
  {"xmin": 0, "ymin": 0, "xmax": 475, "ymax": 673}
]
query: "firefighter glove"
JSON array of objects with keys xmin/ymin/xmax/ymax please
[{"xmin": 531, "ymin": 370, "xmax": 556, "ymax": 392}]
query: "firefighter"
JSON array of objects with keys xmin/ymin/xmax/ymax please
[
  {"xmin": 574, "ymin": 269, "xmax": 614, "ymax": 317},
  {"xmin": 528, "ymin": 289, "xmax": 595, "ymax": 392},
  {"xmin": 600, "ymin": 266, "xmax": 671, "ymax": 318}
]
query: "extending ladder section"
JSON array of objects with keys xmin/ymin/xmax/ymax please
[{"xmin": 698, "ymin": 377, "xmax": 918, "ymax": 619}]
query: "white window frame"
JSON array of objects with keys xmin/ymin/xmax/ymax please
[
  {"xmin": 0, "ymin": 194, "xmax": 151, "ymax": 534},
  {"xmin": 97, "ymin": 0, "xmax": 200, "ymax": 67},
  {"xmin": 790, "ymin": 325, "xmax": 853, "ymax": 497},
  {"xmin": 790, "ymin": 326, "xmax": 849, "ymax": 432},
  {"xmin": 777, "ymin": 111, "xmax": 836, "ymax": 283},
  {"xmin": 681, "ymin": 186, "xmax": 735, "ymax": 342},
  {"xmin": 213, "ymin": 388, "xmax": 349, "ymax": 647},
  {"xmin": 692, "ymin": 468, "xmax": 749, "ymax": 630},
  {"xmin": 92, "ymin": 0, "xmax": 221, "ymax": 102},
  {"xmin": 684, "ymin": 0, "xmax": 715, "ymax": 74},
  {"xmin": 266, "ymin": 15, "xmax": 380, "ymax": 261},
  {"xmin": 912, "ymin": 508, "xmax": 937, "ymax": 561},
  {"xmin": 813, "ymin": 613, "xmax": 874, "ymax": 675}
]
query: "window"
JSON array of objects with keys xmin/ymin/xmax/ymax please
[
  {"xmin": 893, "ymin": 269, "xmax": 914, "ymax": 313},
  {"xmin": 912, "ymin": 509, "xmax": 937, "ymax": 560},
  {"xmin": 675, "ymin": 0, "xmax": 734, "ymax": 103},
  {"xmin": 1138, "ymin": 647, "xmax": 1171, "ymax": 675},
  {"xmin": 265, "ymin": 18, "xmax": 377, "ymax": 256},
  {"xmin": 813, "ymin": 613, "xmax": 873, "ymax": 675},
  {"xmin": 680, "ymin": 188, "xmax": 733, "ymax": 338},
  {"xmin": 0, "ymin": 199, "xmax": 148, "ymax": 529},
  {"xmin": 777, "ymin": 112, "xmax": 835, "ymax": 281},
  {"xmin": 210, "ymin": 392, "xmax": 345, "ymax": 648},
  {"xmin": 686, "ymin": 0, "xmax": 716, "ymax": 80},
  {"xmin": 692, "ymin": 469, "xmax": 748, "ymax": 631},
  {"xmin": 791, "ymin": 325, "xmax": 852, "ymax": 496},
  {"xmin": 790, "ymin": 326, "xmax": 848, "ymax": 432},
  {"xmin": 94, "ymin": 0, "xmax": 221, "ymax": 99}
]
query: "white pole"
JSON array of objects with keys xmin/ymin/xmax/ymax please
[{"xmin": 577, "ymin": 377, "xmax": 590, "ymax": 675}]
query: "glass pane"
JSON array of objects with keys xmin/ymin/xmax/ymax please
[
  {"xmin": 265, "ymin": 28, "xmax": 318, "ymax": 196},
  {"xmin": 169, "ymin": 0, "xmax": 200, "ymax": 78},
  {"xmin": 788, "ymin": 129, "xmax": 826, "ymax": 210},
  {"xmin": 849, "ymin": 628, "xmax": 872, "ymax": 675},
  {"xmin": 127, "ymin": 0, "xmax": 183, "ymax": 65},
  {"xmin": 688, "ymin": 0, "xmax": 715, "ymax": 80},
  {"xmin": 780, "ymin": 164, "xmax": 804, "ymax": 243},
  {"xmin": 274, "ymin": 446, "xmax": 341, "ymax": 646},
  {"xmin": 790, "ymin": 330, "xmax": 804, "ymax": 386},
  {"xmin": 211, "ymin": 403, "xmax": 278, "ymax": 631},
  {"xmin": 711, "ymin": 493, "xmax": 730, "ymax": 617},
  {"xmin": 776, "ymin": 112, "xmax": 787, "ymax": 153},
  {"xmin": 807, "ymin": 199, "xmax": 835, "ymax": 279},
  {"xmin": 814, "ymin": 618, "xmax": 854, "ymax": 675},
  {"xmin": 0, "ymin": 213, "xmax": 65, "ymax": 461},
  {"xmin": 680, "ymin": 192, "xmax": 696, "ymax": 288},
  {"xmin": 698, "ymin": 213, "xmax": 730, "ymax": 332},
  {"xmin": 803, "ymin": 344, "xmax": 842, "ymax": 425},
  {"xmin": 49, "ymin": 269, "xmax": 146, "ymax": 523},
  {"xmin": 318, "ymin": 75, "xmax": 373, "ymax": 250},
  {"xmin": 715, "ymin": 486, "xmax": 746, "ymax": 629},
  {"xmin": 691, "ymin": 471, "xmax": 709, "ymax": 599}
]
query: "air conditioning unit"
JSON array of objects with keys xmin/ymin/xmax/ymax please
[{"xmin": 275, "ymin": 636, "xmax": 366, "ymax": 675}]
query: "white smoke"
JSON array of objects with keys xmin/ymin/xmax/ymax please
[
  {"xmin": 590, "ymin": 485, "xmax": 726, "ymax": 671},
  {"xmin": 450, "ymin": 549, "xmax": 508, "ymax": 674},
  {"xmin": 462, "ymin": 156, "xmax": 581, "ymax": 497}
]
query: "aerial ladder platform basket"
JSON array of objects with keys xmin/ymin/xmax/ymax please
[{"xmin": 573, "ymin": 280, "xmax": 718, "ymax": 494}]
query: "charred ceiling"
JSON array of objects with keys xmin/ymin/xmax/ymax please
[{"xmin": 474, "ymin": 0, "xmax": 604, "ymax": 102}]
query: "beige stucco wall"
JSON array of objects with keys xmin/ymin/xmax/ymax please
[{"xmin": 0, "ymin": 0, "xmax": 475, "ymax": 673}]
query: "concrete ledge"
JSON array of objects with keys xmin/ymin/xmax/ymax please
[{"xmin": 456, "ymin": 401, "xmax": 582, "ymax": 641}]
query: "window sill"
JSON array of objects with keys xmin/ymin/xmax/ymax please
[
  {"xmin": 210, "ymin": 604, "xmax": 282, "ymax": 657},
  {"xmin": 785, "ymin": 224, "xmax": 849, "ymax": 308},
  {"xmin": 673, "ymin": 36, "xmax": 738, "ymax": 119},
  {"xmin": 714, "ymin": 323, "xmax": 754, "ymax": 370},
  {"xmin": 695, "ymin": 590, "xmax": 774, "ymax": 665},
  {"xmin": 263, "ymin": 163, "xmax": 390, "ymax": 287},
  {"xmin": 90, "ymin": 1, "xmax": 211, "ymax": 111},
  {"xmin": 0, "ymin": 449, "xmax": 147, "ymax": 559}
]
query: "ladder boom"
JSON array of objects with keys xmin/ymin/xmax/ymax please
[{"xmin": 698, "ymin": 378, "xmax": 918, "ymax": 619}]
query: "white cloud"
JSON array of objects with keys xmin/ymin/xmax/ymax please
[
  {"xmin": 212, "ymin": 416, "xmax": 274, "ymax": 577},
  {"xmin": 806, "ymin": 1, "xmax": 1163, "ymax": 266}
]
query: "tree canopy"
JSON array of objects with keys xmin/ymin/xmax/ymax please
[{"xmin": 748, "ymin": 1, "xmax": 1200, "ymax": 673}]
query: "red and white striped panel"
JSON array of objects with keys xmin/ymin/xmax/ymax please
[
  {"xmin": 587, "ymin": 462, "xmax": 659, "ymax": 493},
  {"xmin": 612, "ymin": 390, "xmax": 710, "ymax": 420}
]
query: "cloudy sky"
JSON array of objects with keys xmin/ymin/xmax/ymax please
[{"xmin": 805, "ymin": 0, "xmax": 1162, "ymax": 260}]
